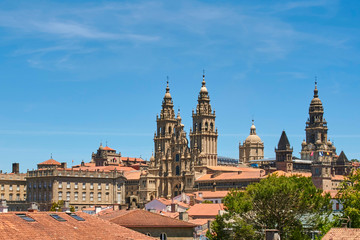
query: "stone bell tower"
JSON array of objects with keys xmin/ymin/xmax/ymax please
[
  {"xmin": 300, "ymin": 81, "xmax": 336, "ymax": 162},
  {"xmin": 190, "ymin": 73, "xmax": 218, "ymax": 167}
]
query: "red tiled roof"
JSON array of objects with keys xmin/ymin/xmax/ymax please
[
  {"xmin": 323, "ymin": 190, "xmax": 339, "ymax": 198},
  {"xmin": 270, "ymin": 170, "xmax": 312, "ymax": 178},
  {"xmin": 0, "ymin": 212, "xmax": 155, "ymax": 240},
  {"xmin": 124, "ymin": 171, "xmax": 141, "ymax": 180},
  {"xmin": 100, "ymin": 209, "xmax": 197, "ymax": 228},
  {"xmin": 38, "ymin": 159, "xmax": 61, "ymax": 166},
  {"xmin": 121, "ymin": 157, "xmax": 146, "ymax": 162},
  {"xmin": 187, "ymin": 203, "xmax": 224, "ymax": 218},
  {"xmin": 194, "ymin": 191, "xmax": 229, "ymax": 199},
  {"xmin": 322, "ymin": 228, "xmax": 360, "ymax": 240},
  {"xmin": 189, "ymin": 218, "xmax": 213, "ymax": 226},
  {"xmin": 332, "ymin": 175, "xmax": 345, "ymax": 181},
  {"xmin": 196, "ymin": 170, "xmax": 264, "ymax": 181},
  {"xmin": 103, "ymin": 146, "xmax": 115, "ymax": 151}
]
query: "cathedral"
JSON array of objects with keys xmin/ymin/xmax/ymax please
[{"xmin": 139, "ymin": 74, "xmax": 218, "ymax": 202}]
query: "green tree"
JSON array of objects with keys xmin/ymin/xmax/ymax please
[
  {"xmin": 338, "ymin": 169, "xmax": 360, "ymax": 227},
  {"xmin": 208, "ymin": 174, "xmax": 332, "ymax": 240},
  {"xmin": 50, "ymin": 200, "xmax": 75, "ymax": 212}
]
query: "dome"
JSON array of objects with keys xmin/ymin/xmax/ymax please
[
  {"xmin": 165, "ymin": 92, "xmax": 171, "ymax": 98},
  {"xmin": 245, "ymin": 134, "xmax": 262, "ymax": 143},
  {"xmin": 315, "ymin": 139, "xmax": 322, "ymax": 145},
  {"xmin": 327, "ymin": 139, "xmax": 332, "ymax": 145},
  {"xmin": 99, "ymin": 144, "xmax": 103, "ymax": 150},
  {"xmin": 311, "ymin": 97, "xmax": 322, "ymax": 105},
  {"xmin": 150, "ymin": 154, "xmax": 155, "ymax": 161},
  {"xmin": 200, "ymin": 86, "xmax": 208, "ymax": 93}
]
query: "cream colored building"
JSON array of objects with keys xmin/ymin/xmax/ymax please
[
  {"xmin": 239, "ymin": 120, "xmax": 264, "ymax": 164},
  {"xmin": 26, "ymin": 159, "xmax": 126, "ymax": 211},
  {"xmin": 0, "ymin": 163, "xmax": 27, "ymax": 211}
]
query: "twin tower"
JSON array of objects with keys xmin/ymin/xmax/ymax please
[{"xmin": 143, "ymin": 74, "xmax": 218, "ymax": 200}]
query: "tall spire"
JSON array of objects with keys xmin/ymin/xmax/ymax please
[
  {"xmin": 314, "ymin": 76, "xmax": 318, "ymax": 98},
  {"xmin": 164, "ymin": 76, "xmax": 171, "ymax": 99}
]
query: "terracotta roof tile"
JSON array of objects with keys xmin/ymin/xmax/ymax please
[
  {"xmin": 187, "ymin": 203, "xmax": 224, "ymax": 218},
  {"xmin": 120, "ymin": 157, "xmax": 146, "ymax": 162},
  {"xmin": 322, "ymin": 228, "xmax": 360, "ymax": 240},
  {"xmin": 194, "ymin": 191, "xmax": 229, "ymax": 199},
  {"xmin": 196, "ymin": 170, "xmax": 264, "ymax": 181},
  {"xmin": 103, "ymin": 146, "xmax": 115, "ymax": 151},
  {"xmin": 100, "ymin": 209, "xmax": 197, "ymax": 228},
  {"xmin": 0, "ymin": 211, "xmax": 155, "ymax": 240},
  {"xmin": 124, "ymin": 170, "xmax": 141, "ymax": 180},
  {"xmin": 38, "ymin": 159, "xmax": 61, "ymax": 166}
]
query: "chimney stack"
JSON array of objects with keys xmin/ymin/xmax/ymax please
[
  {"xmin": 61, "ymin": 162, "xmax": 67, "ymax": 169},
  {"xmin": 62, "ymin": 200, "xmax": 70, "ymax": 212},
  {"xmin": 28, "ymin": 202, "xmax": 39, "ymax": 212},
  {"xmin": 95, "ymin": 206, "xmax": 102, "ymax": 214},
  {"xmin": 12, "ymin": 163, "xmax": 19, "ymax": 174},
  {"xmin": 179, "ymin": 212, "xmax": 189, "ymax": 221},
  {"xmin": 0, "ymin": 199, "xmax": 8, "ymax": 213}
]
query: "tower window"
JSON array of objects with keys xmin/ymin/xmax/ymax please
[
  {"xmin": 210, "ymin": 123, "xmax": 213, "ymax": 131},
  {"xmin": 176, "ymin": 166, "xmax": 180, "ymax": 176},
  {"xmin": 205, "ymin": 122, "xmax": 208, "ymax": 131},
  {"xmin": 175, "ymin": 154, "xmax": 180, "ymax": 162},
  {"xmin": 168, "ymin": 126, "xmax": 172, "ymax": 134}
]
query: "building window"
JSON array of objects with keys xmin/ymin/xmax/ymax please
[
  {"xmin": 105, "ymin": 192, "xmax": 109, "ymax": 202},
  {"xmin": 74, "ymin": 182, "xmax": 78, "ymax": 189},
  {"xmin": 49, "ymin": 182, "xmax": 52, "ymax": 189},
  {"xmin": 1, "ymin": 193, "xmax": 4, "ymax": 199},
  {"xmin": 44, "ymin": 182, "xmax": 47, "ymax": 188},
  {"xmin": 9, "ymin": 185, "xmax": 13, "ymax": 191},
  {"xmin": 39, "ymin": 182, "xmax": 42, "ymax": 189},
  {"xmin": 58, "ymin": 182, "xmax": 62, "ymax": 189},
  {"xmin": 90, "ymin": 183, "xmax": 94, "ymax": 190},
  {"xmin": 74, "ymin": 192, "xmax": 78, "ymax": 201},
  {"xmin": 44, "ymin": 192, "xmax": 46, "ymax": 201},
  {"xmin": 105, "ymin": 183, "xmax": 109, "ymax": 190},
  {"xmin": 33, "ymin": 182, "xmax": 36, "ymax": 189},
  {"xmin": 9, "ymin": 194, "xmax": 13, "ymax": 201},
  {"xmin": 176, "ymin": 154, "xmax": 180, "ymax": 162},
  {"xmin": 16, "ymin": 185, "xmax": 20, "ymax": 191},
  {"xmin": 82, "ymin": 192, "xmax": 86, "ymax": 201},
  {"xmin": 67, "ymin": 182, "xmax": 70, "ymax": 189},
  {"xmin": 82, "ymin": 183, "xmax": 86, "ymax": 189},
  {"xmin": 58, "ymin": 191, "xmax": 63, "ymax": 200},
  {"xmin": 336, "ymin": 203, "xmax": 340, "ymax": 210},
  {"xmin": 97, "ymin": 184, "xmax": 101, "ymax": 190},
  {"xmin": 98, "ymin": 192, "xmax": 101, "ymax": 202},
  {"xmin": 66, "ymin": 192, "xmax": 70, "ymax": 201},
  {"xmin": 90, "ymin": 192, "xmax": 94, "ymax": 202},
  {"xmin": 160, "ymin": 233, "xmax": 167, "ymax": 240},
  {"xmin": 1, "ymin": 184, "xmax": 4, "ymax": 191},
  {"xmin": 176, "ymin": 166, "xmax": 180, "ymax": 176},
  {"xmin": 117, "ymin": 183, "xmax": 121, "ymax": 191}
]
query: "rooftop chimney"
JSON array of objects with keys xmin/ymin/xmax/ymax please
[
  {"xmin": 265, "ymin": 229, "xmax": 280, "ymax": 240},
  {"xmin": 179, "ymin": 212, "xmax": 189, "ymax": 222},
  {"xmin": 170, "ymin": 203, "xmax": 176, "ymax": 213},
  {"xmin": 61, "ymin": 162, "xmax": 67, "ymax": 169},
  {"xmin": 12, "ymin": 163, "xmax": 19, "ymax": 174},
  {"xmin": 0, "ymin": 199, "xmax": 8, "ymax": 213},
  {"xmin": 28, "ymin": 202, "xmax": 39, "ymax": 212},
  {"xmin": 62, "ymin": 200, "xmax": 70, "ymax": 213},
  {"xmin": 95, "ymin": 206, "xmax": 102, "ymax": 214}
]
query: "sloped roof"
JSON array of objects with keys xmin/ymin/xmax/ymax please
[
  {"xmin": 38, "ymin": 159, "xmax": 61, "ymax": 166},
  {"xmin": 100, "ymin": 209, "xmax": 196, "ymax": 228},
  {"xmin": 322, "ymin": 228, "xmax": 360, "ymax": 240},
  {"xmin": 120, "ymin": 157, "xmax": 146, "ymax": 162},
  {"xmin": 103, "ymin": 146, "xmax": 115, "ymax": 151},
  {"xmin": 196, "ymin": 170, "xmax": 264, "ymax": 182},
  {"xmin": 124, "ymin": 170, "xmax": 141, "ymax": 180},
  {"xmin": 337, "ymin": 151, "xmax": 349, "ymax": 165},
  {"xmin": 194, "ymin": 191, "xmax": 229, "ymax": 199},
  {"xmin": 277, "ymin": 130, "xmax": 291, "ymax": 150},
  {"xmin": 187, "ymin": 203, "xmax": 224, "ymax": 218},
  {"xmin": 0, "ymin": 212, "xmax": 154, "ymax": 240}
]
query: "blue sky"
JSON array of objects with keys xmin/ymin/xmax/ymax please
[{"xmin": 0, "ymin": 0, "xmax": 359, "ymax": 172}]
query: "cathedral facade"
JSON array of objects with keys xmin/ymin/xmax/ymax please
[{"xmin": 139, "ymin": 75, "xmax": 218, "ymax": 203}]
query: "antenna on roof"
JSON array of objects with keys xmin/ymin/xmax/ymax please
[
  {"xmin": 51, "ymin": 153, "xmax": 53, "ymax": 159},
  {"xmin": 106, "ymin": 141, "xmax": 108, "ymax": 146},
  {"xmin": 315, "ymin": 75, "xmax": 317, "ymax": 85}
]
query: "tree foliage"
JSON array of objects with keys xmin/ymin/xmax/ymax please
[
  {"xmin": 208, "ymin": 174, "xmax": 332, "ymax": 240},
  {"xmin": 50, "ymin": 200, "xmax": 75, "ymax": 212},
  {"xmin": 338, "ymin": 169, "xmax": 360, "ymax": 227}
]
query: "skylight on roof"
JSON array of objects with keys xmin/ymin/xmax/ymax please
[
  {"xmin": 67, "ymin": 213, "xmax": 85, "ymax": 221},
  {"xmin": 50, "ymin": 214, "xmax": 67, "ymax": 222},
  {"xmin": 16, "ymin": 214, "xmax": 35, "ymax": 222}
]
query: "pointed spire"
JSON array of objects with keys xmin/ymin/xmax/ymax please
[
  {"xmin": 277, "ymin": 130, "xmax": 291, "ymax": 150},
  {"xmin": 199, "ymin": 70, "xmax": 208, "ymax": 94},
  {"xmin": 314, "ymin": 76, "xmax": 318, "ymax": 98},
  {"xmin": 164, "ymin": 76, "xmax": 172, "ymax": 99},
  {"xmin": 250, "ymin": 119, "xmax": 256, "ymax": 135},
  {"xmin": 202, "ymin": 69, "xmax": 206, "ymax": 86},
  {"xmin": 50, "ymin": 153, "xmax": 53, "ymax": 159},
  {"xmin": 177, "ymin": 108, "xmax": 181, "ymax": 120}
]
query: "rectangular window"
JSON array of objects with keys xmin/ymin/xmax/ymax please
[
  {"xmin": 82, "ymin": 183, "xmax": 86, "ymax": 190},
  {"xmin": 66, "ymin": 192, "xmax": 70, "ymax": 201},
  {"xmin": 74, "ymin": 182, "xmax": 78, "ymax": 189},
  {"xmin": 67, "ymin": 182, "xmax": 70, "ymax": 189},
  {"xmin": 58, "ymin": 192, "xmax": 62, "ymax": 200},
  {"xmin": 16, "ymin": 185, "xmax": 20, "ymax": 191},
  {"xmin": 74, "ymin": 192, "xmax": 78, "ymax": 201},
  {"xmin": 39, "ymin": 182, "xmax": 41, "ymax": 189},
  {"xmin": 9, "ymin": 185, "xmax": 13, "ymax": 191},
  {"xmin": 90, "ymin": 183, "xmax": 94, "ymax": 190},
  {"xmin": 117, "ymin": 183, "xmax": 121, "ymax": 191},
  {"xmin": 1, "ymin": 184, "xmax": 4, "ymax": 190},
  {"xmin": 49, "ymin": 182, "xmax": 52, "ymax": 188},
  {"xmin": 105, "ymin": 192, "xmax": 109, "ymax": 202},
  {"xmin": 90, "ymin": 192, "xmax": 94, "ymax": 201},
  {"xmin": 105, "ymin": 183, "xmax": 109, "ymax": 190},
  {"xmin": 44, "ymin": 192, "xmax": 46, "ymax": 201},
  {"xmin": 1, "ymin": 193, "xmax": 4, "ymax": 199},
  {"xmin": 16, "ymin": 194, "xmax": 20, "ymax": 201},
  {"xmin": 44, "ymin": 182, "xmax": 47, "ymax": 188},
  {"xmin": 98, "ymin": 192, "xmax": 101, "ymax": 201},
  {"xmin": 82, "ymin": 192, "xmax": 86, "ymax": 201},
  {"xmin": 50, "ymin": 214, "xmax": 66, "ymax": 222},
  {"xmin": 9, "ymin": 194, "xmax": 13, "ymax": 201},
  {"xmin": 97, "ymin": 184, "xmax": 101, "ymax": 190},
  {"xmin": 58, "ymin": 182, "xmax": 62, "ymax": 189}
]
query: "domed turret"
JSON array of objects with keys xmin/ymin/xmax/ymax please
[{"xmin": 245, "ymin": 120, "xmax": 262, "ymax": 143}]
